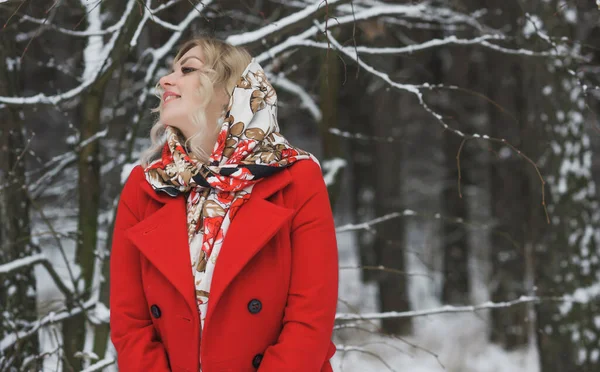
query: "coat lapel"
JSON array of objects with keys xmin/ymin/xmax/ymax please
[
  {"xmin": 126, "ymin": 168, "xmax": 294, "ymax": 318},
  {"xmin": 125, "ymin": 181, "xmax": 197, "ymax": 314},
  {"xmin": 205, "ymin": 194, "xmax": 294, "ymax": 328}
]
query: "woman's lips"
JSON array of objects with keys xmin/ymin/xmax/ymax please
[{"xmin": 164, "ymin": 95, "xmax": 180, "ymax": 104}]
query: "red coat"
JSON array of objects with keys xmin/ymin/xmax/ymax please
[{"xmin": 109, "ymin": 160, "xmax": 339, "ymax": 372}]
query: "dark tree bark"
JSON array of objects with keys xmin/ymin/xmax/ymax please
[
  {"xmin": 61, "ymin": 4, "xmax": 143, "ymax": 370},
  {"xmin": 345, "ymin": 68, "xmax": 379, "ymax": 283},
  {"xmin": 486, "ymin": 54, "xmax": 532, "ymax": 349},
  {"xmin": 0, "ymin": 4, "xmax": 40, "ymax": 369},
  {"xmin": 432, "ymin": 42, "xmax": 476, "ymax": 306},
  {"xmin": 372, "ymin": 87, "xmax": 412, "ymax": 335},
  {"xmin": 351, "ymin": 20, "xmax": 412, "ymax": 335},
  {"xmin": 532, "ymin": 1, "xmax": 600, "ymax": 371},
  {"xmin": 482, "ymin": 0, "xmax": 536, "ymax": 349},
  {"xmin": 440, "ymin": 131, "xmax": 471, "ymax": 305},
  {"xmin": 318, "ymin": 33, "xmax": 345, "ymax": 207}
]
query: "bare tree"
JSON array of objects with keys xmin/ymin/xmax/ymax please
[
  {"xmin": 531, "ymin": 1, "xmax": 600, "ymax": 370},
  {"xmin": 485, "ymin": 0, "xmax": 536, "ymax": 348},
  {"xmin": 0, "ymin": 2, "xmax": 39, "ymax": 369}
]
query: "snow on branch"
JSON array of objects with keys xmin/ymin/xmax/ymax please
[
  {"xmin": 335, "ymin": 209, "xmax": 496, "ymax": 234},
  {"xmin": 335, "ymin": 296, "xmax": 572, "ymax": 322},
  {"xmin": 80, "ymin": 358, "xmax": 115, "ymax": 372},
  {"xmin": 340, "ymin": 265, "xmax": 432, "ymax": 279},
  {"xmin": 130, "ymin": 0, "xmax": 211, "ymax": 47},
  {"xmin": 16, "ymin": 14, "xmax": 121, "ymax": 38},
  {"xmin": 226, "ymin": 0, "xmax": 351, "ymax": 47},
  {"xmin": 314, "ymin": 21, "xmax": 463, "ymax": 139},
  {"xmin": 290, "ymin": 34, "xmax": 572, "ymax": 59},
  {"xmin": 0, "ymin": 253, "xmax": 46, "ymax": 275},
  {"xmin": 336, "ymin": 211, "xmax": 413, "ymax": 233},
  {"xmin": 269, "ymin": 73, "xmax": 322, "ymax": 121},
  {"xmin": 316, "ymin": 22, "xmax": 549, "ymax": 219},
  {"xmin": 322, "ymin": 158, "xmax": 347, "ymax": 186},
  {"xmin": 255, "ymin": 3, "xmax": 428, "ymax": 63},
  {"xmin": 151, "ymin": 0, "xmax": 184, "ymax": 14},
  {"xmin": 329, "ymin": 127, "xmax": 395, "ymax": 143},
  {"xmin": 0, "ymin": 252, "xmax": 75, "ymax": 305},
  {"xmin": 135, "ymin": 3, "xmax": 211, "ymax": 109},
  {"xmin": 0, "ymin": 0, "xmax": 137, "ymax": 106},
  {"xmin": 0, "ymin": 298, "xmax": 97, "ymax": 352}
]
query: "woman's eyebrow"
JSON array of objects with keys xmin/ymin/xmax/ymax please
[{"xmin": 171, "ymin": 56, "xmax": 203, "ymax": 72}]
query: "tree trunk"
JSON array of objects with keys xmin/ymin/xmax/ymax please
[
  {"xmin": 372, "ymin": 79, "xmax": 411, "ymax": 336},
  {"xmin": 61, "ymin": 86, "xmax": 104, "ymax": 371},
  {"xmin": 318, "ymin": 35, "xmax": 345, "ymax": 207},
  {"xmin": 533, "ymin": 1, "xmax": 600, "ymax": 370},
  {"xmin": 434, "ymin": 43, "xmax": 475, "ymax": 306},
  {"xmin": 61, "ymin": 4, "xmax": 143, "ymax": 369},
  {"xmin": 485, "ymin": 54, "xmax": 538, "ymax": 351},
  {"xmin": 441, "ymin": 131, "xmax": 471, "ymax": 305},
  {"xmin": 0, "ymin": 7, "xmax": 40, "ymax": 369},
  {"xmin": 483, "ymin": 0, "xmax": 534, "ymax": 349}
]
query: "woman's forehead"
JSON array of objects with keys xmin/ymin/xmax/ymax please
[{"xmin": 172, "ymin": 46, "xmax": 205, "ymax": 70}]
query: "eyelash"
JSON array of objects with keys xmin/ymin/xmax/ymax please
[{"xmin": 181, "ymin": 67, "xmax": 196, "ymax": 74}]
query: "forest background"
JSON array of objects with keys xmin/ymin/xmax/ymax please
[{"xmin": 1, "ymin": 0, "xmax": 600, "ymax": 371}]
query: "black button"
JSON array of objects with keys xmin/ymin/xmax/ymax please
[
  {"xmin": 150, "ymin": 304, "xmax": 161, "ymax": 318},
  {"xmin": 252, "ymin": 354, "xmax": 263, "ymax": 368},
  {"xmin": 247, "ymin": 299, "xmax": 262, "ymax": 314}
]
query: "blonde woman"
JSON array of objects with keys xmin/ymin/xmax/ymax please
[{"xmin": 109, "ymin": 37, "xmax": 339, "ymax": 371}]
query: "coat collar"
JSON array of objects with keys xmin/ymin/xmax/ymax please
[{"xmin": 125, "ymin": 168, "xmax": 294, "ymax": 316}]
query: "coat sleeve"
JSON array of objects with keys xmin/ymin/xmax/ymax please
[
  {"xmin": 109, "ymin": 166, "xmax": 171, "ymax": 371},
  {"xmin": 259, "ymin": 160, "xmax": 339, "ymax": 372}
]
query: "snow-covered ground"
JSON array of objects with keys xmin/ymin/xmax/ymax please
[{"xmin": 331, "ymin": 231, "xmax": 539, "ymax": 372}]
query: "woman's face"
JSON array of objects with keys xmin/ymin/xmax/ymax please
[{"xmin": 159, "ymin": 46, "xmax": 220, "ymax": 140}]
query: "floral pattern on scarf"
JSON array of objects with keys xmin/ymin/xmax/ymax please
[{"xmin": 144, "ymin": 59, "xmax": 318, "ymax": 334}]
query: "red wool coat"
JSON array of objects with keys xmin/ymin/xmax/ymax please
[{"xmin": 109, "ymin": 160, "xmax": 339, "ymax": 372}]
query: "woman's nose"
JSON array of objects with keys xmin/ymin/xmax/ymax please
[{"xmin": 159, "ymin": 72, "xmax": 176, "ymax": 90}]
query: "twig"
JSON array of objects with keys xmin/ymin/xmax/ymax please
[
  {"xmin": 456, "ymin": 138, "xmax": 467, "ymax": 198},
  {"xmin": 335, "ymin": 296, "xmax": 572, "ymax": 321}
]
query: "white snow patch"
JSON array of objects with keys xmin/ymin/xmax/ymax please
[
  {"xmin": 523, "ymin": 14, "xmax": 544, "ymax": 38},
  {"xmin": 120, "ymin": 162, "xmax": 139, "ymax": 184},
  {"xmin": 322, "ymin": 158, "xmax": 347, "ymax": 187}
]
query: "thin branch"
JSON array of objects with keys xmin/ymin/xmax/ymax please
[
  {"xmin": 337, "ymin": 344, "xmax": 399, "ymax": 372},
  {"xmin": 316, "ymin": 21, "xmax": 550, "ymax": 223},
  {"xmin": 0, "ymin": 0, "xmax": 137, "ymax": 106},
  {"xmin": 335, "ymin": 296, "xmax": 573, "ymax": 321},
  {"xmin": 269, "ymin": 73, "xmax": 322, "ymax": 121},
  {"xmin": 456, "ymin": 138, "xmax": 467, "ymax": 198},
  {"xmin": 0, "ymin": 299, "xmax": 98, "ymax": 353},
  {"xmin": 339, "ymin": 265, "xmax": 433, "ymax": 279},
  {"xmin": 81, "ymin": 358, "xmax": 115, "ymax": 372},
  {"xmin": 226, "ymin": 0, "xmax": 351, "ymax": 48}
]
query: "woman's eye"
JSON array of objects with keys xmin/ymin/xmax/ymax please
[{"xmin": 182, "ymin": 67, "xmax": 196, "ymax": 74}]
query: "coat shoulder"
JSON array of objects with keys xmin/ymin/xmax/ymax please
[
  {"xmin": 120, "ymin": 165, "xmax": 145, "ymax": 198},
  {"xmin": 285, "ymin": 159, "xmax": 326, "ymax": 204},
  {"xmin": 117, "ymin": 165, "xmax": 148, "ymax": 218},
  {"xmin": 286, "ymin": 159, "xmax": 323, "ymax": 187},
  {"xmin": 288, "ymin": 158, "xmax": 321, "ymax": 176},
  {"xmin": 125, "ymin": 164, "xmax": 145, "ymax": 184}
]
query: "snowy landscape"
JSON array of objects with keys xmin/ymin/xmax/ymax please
[{"xmin": 2, "ymin": 0, "xmax": 600, "ymax": 371}]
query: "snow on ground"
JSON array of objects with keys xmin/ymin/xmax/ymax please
[{"xmin": 332, "ymin": 231, "xmax": 539, "ymax": 372}]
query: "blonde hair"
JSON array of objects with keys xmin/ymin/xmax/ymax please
[{"xmin": 140, "ymin": 37, "xmax": 252, "ymax": 166}]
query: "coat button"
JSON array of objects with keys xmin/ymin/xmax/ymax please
[
  {"xmin": 252, "ymin": 353, "xmax": 263, "ymax": 368},
  {"xmin": 150, "ymin": 304, "xmax": 161, "ymax": 318},
  {"xmin": 247, "ymin": 299, "xmax": 262, "ymax": 314}
]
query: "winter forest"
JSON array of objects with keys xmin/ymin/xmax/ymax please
[{"xmin": 1, "ymin": 0, "xmax": 600, "ymax": 371}]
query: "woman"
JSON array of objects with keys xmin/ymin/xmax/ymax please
[{"xmin": 109, "ymin": 37, "xmax": 339, "ymax": 372}]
